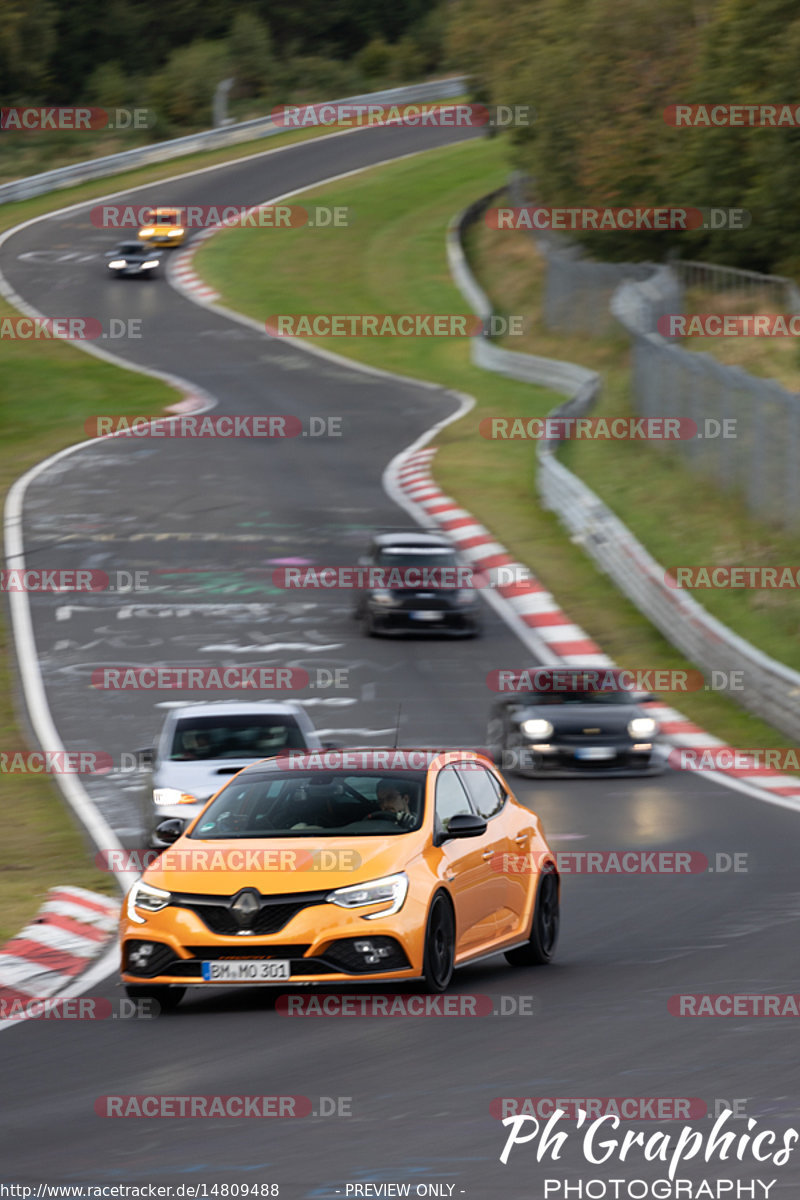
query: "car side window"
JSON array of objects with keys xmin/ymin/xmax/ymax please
[
  {"xmin": 434, "ymin": 766, "xmax": 474, "ymax": 833},
  {"xmin": 459, "ymin": 765, "xmax": 507, "ymax": 821}
]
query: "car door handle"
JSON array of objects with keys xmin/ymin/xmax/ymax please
[
  {"xmin": 482, "ymin": 850, "xmax": 495, "ymax": 860},
  {"xmin": 515, "ymin": 834, "xmax": 528, "ymax": 844}
]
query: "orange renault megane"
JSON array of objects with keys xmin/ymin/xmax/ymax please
[{"xmin": 120, "ymin": 749, "xmax": 560, "ymax": 1009}]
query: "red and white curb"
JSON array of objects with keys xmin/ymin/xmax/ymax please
[
  {"xmin": 170, "ymin": 229, "xmax": 220, "ymax": 304},
  {"xmin": 396, "ymin": 447, "xmax": 800, "ymax": 803},
  {"xmin": 0, "ymin": 887, "xmax": 118, "ymax": 1009}
]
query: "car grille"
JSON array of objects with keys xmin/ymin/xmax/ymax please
[
  {"xmin": 557, "ymin": 730, "xmax": 624, "ymax": 744},
  {"xmin": 185, "ymin": 944, "xmax": 310, "ymax": 959},
  {"xmin": 171, "ymin": 889, "xmax": 329, "ymax": 936}
]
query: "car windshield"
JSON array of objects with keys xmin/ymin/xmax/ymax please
[
  {"xmin": 189, "ymin": 770, "xmax": 427, "ymax": 838},
  {"xmin": 518, "ymin": 690, "xmax": 637, "ymax": 706},
  {"xmin": 154, "ymin": 210, "xmax": 179, "ymax": 224},
  {"xmin": 169, "ymin": 715, "xmax": 306, "ymax": 760},
  {"xmin": 375, "ymin": 549, "xmax": 457, "ymax": 568},
  {"xmin": 118, "ymin": 243, "xmax": 145, "ymax": 254}
]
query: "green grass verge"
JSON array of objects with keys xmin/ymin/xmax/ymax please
[{"xmin": 194, "ymin": 137, "xmax": 791, "ymax": 752}]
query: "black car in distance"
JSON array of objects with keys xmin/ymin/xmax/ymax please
[{"xmin": 354, "ymin": 530, "xmax": 482, "ymax": 637}]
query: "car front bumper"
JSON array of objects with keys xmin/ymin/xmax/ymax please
[
  {"xmin": 120, "ymin": 892, "xmax": 427, "ymax": 987},
  {"xmin": 367, "ymin": 604, "xmax": 480, "ymax": 636},
  {"xmin": 508, "ymin": 741, "xmax": 665, "ymax": 775}
]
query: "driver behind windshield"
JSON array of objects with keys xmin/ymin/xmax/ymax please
[{"xmin": 370, "ymin": 778, "xmax": 416, "ymax": 828}]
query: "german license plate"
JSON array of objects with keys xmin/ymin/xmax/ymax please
[
  {"xmin": 410, "ymin": 611, "xmax": 442, "ymax": 621},
  {"xmin": 575, "ymin": 747, "xmax": 615, "ymax": 761},
  {"xmin": 201, "ymin": 960, "xmax": 290, "ymax": 981}
]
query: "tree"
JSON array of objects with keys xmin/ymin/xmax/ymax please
[{"xmin": 229, "ymin": 10, "xmax": 274, "ymax": 98}]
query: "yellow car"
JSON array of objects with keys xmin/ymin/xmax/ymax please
[
  {"xmin": 120, "ymin": 749, "xmax": 560, "ymax": 1010},
  {"xmin": 138, "ymin": 206, "xmax": 186, "ymax": 247}
]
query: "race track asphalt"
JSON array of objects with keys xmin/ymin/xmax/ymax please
[{"xmin": 1, "ymin": 122, "xmax": 798, "ymax": 1198}]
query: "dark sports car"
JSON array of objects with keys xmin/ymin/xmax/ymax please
[
  {"xmin": 105, "ymin": 241, "xmax": 162, "ymax": 277},
  {"xmin": 487, "ymin": 670, "xmax": 665, "ymax": 776},
  {"xmin": 354, "ymin": 531, "xmax": 482, "ymax": 637}
]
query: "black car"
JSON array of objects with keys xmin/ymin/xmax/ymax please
[
  {"xmin": 105, "ymin": 241, "xmax": 162, "ymax": 277},
  {"xmin": 354, "ymin": 531, "xmax": 482, "ymax": 637},
  {"xmin": 487, "ymin": 672, "xmax": 665, "ymax": 775}
]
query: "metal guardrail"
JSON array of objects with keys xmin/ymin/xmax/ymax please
[
  {"xmin": 447, "ymin": 193, "xmax": 596, "ymax": 396},
  {"xmin": 449, "ymin": 187, "xmax": 800, "ymax": 741},
  {"xmin": 0, "ymin": 77, "xmax": 469, "ymax": 205}
]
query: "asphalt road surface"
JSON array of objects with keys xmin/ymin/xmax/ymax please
[{"xmin": 1, "ymin": 123, "xmax": 799, "ymax": 1199}]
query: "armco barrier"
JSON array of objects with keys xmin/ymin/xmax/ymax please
[
  {"xmin": 0, "ymin": 77, "xmax": 468, "ymax": 205},
  {"xmin": 449, "ymin": 189, "xmax": 800, "ymax": 742}
]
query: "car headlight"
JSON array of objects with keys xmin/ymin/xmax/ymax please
[
  {"xmin": 521, "ymin": 718, "xmax": 555, "ymax": 739},
  {"xmin": 126, "ymin": 880, "xmax": 172, "ymax": 925},
  {"xmin": 153, "ymin": 787, "xmax": 198, "ymax": 806},
  {"xmin": 107, "ymin": 259, "xmax": 126, "ymax": 268},
  {"xmin": 628, "ymin": 717, "xmax": 659, "ymax": 738},
  {"xmin": 139, "ymin": 228, "xmax": 155, "ymax": 236},
  {"xmin": 168, "ymin": 228, "xmax": 184, "ymax": 236},
  {"xmin": 326, "ymin": 872, "xmax": 408, "ymax": 919},
  {"xmin": 141, "ymin": 259, "xmax": 159, "ymax": 269},
  {"xmin": 454, "ymin": 589, "xmax": 476, "ymax": 606},
  {"xmin": 370, "ymin": 590, "xmax": 399, "ymax": 606}
]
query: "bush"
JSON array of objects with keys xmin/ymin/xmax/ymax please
[
  {"xmin": 147, "ymin": 39, "xmax": 230, "ymax": 129},
  {"xmin": 356, "ymin": 36, "xmax": 393, "ymax": 81},
  {"xmin": 86, "ymin": 61, "xmax": 131, "ymax": 109},
  {"xmin": 229, "ymin": 10, "xmax": 274, "ymax": 98}
]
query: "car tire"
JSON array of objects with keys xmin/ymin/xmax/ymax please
[
  {"xmin": 421, "ymin": 893, "xmax": 456, "ymax": 993},
  {"xmin": 505, "ymin": 865, "xmax": 559, "ymax": 966},
  {"xmin": 124, "ymin": 984, "xmax": 186, "ymax": 1012}
]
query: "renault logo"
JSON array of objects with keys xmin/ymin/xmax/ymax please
[{"xmin": 231, "ymin": 890, "xmax": 260, "ymax": 929}]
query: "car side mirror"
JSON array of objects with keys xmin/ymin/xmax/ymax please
[
  {"xmin": 135, "ymin": 747, "xmax": 154, "ymax": 767},
  {"xmin": 437, "ymin": 812, "xmax": 487, "ymax": 844},
  {"xmin": 154, "ymin": 819, "xmax": 184, "ymax": 845},
  {"xmin": 322, "ymin": 739, "xmax": 342, "ymax": 750}
]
